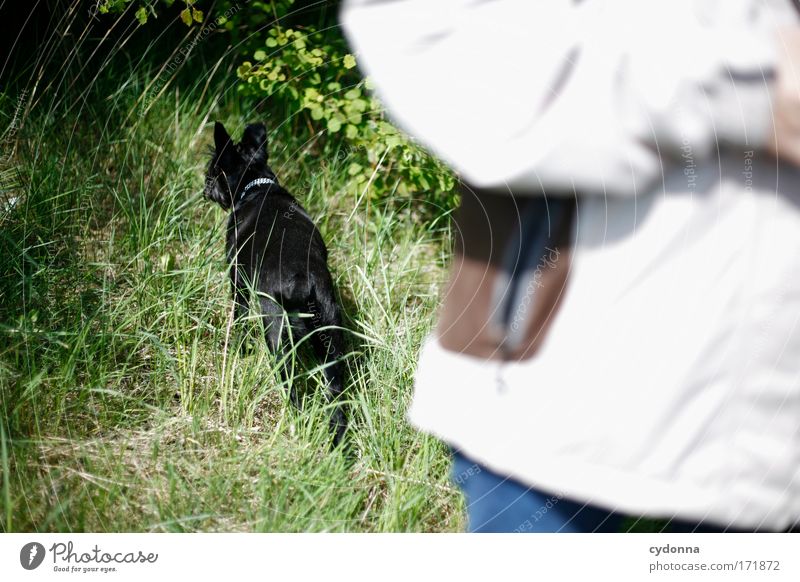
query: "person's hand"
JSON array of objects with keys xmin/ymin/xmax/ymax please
[{"xmin": 766, "ymin": 27, "xmax": 800, "ymax": 166}]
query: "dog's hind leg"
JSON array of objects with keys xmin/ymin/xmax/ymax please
[
  {"xmin": 229, "ymin": 287, "xmax": 256, "ymax": 356},
  {"xmin": 307, "ymin": 285, "xmax": 347, "ymax": 445},
  {"xmin": 259, "ymin": 297, "xmax": 300, "ymax": 407}
]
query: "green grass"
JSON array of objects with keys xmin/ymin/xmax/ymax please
[
  {"xmin": 0, "ymin": 4, "xmax": 671, "ymax": 534},
  {"xmin": 0, "ymin": 11, "xmax": 463, "ymax": 532}
]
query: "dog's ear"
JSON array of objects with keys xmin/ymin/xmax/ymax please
[
  {"xmin": 240, "ymin": 123, "xmax": 268, "ymax": 165},
  {"xmin": 214, "ymin": 121, "xmax": 233, "ymax": 154},
  {"xmin": 206, "ymin": 122, "xmax": 240, "ymax": 210}
]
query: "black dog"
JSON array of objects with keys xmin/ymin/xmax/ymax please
[{"xmin": 204, "ymin": 121, "xmax": 346, "ymax": 444}]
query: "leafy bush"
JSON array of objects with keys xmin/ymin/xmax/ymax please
[
  {"xmin": 235, "ymin": 11, "xmax": 455, "ymax": 197},
  {"xmin": 93, "ymin": 0, "xmax": 456, "ymax": 201}
]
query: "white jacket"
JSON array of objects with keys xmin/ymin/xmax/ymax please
[{"xmin": 343, "ymin": 0, "xmax": 800, "ymax": 529}]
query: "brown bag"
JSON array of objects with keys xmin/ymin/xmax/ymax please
[{"xmin": 436, "ymin": 183, "xmax": 575, "ymax": 361}]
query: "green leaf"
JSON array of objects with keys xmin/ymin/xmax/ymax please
[
  {"xmin": 135, "ymin": 6, "xmax": 147, "ymax": 24},
  {"xmin": 345, "ymin": 124, "xmax": 358, "ymax": 139},
  {"xmin": 310, "ymin": 106, "xmax": 324, "ymax": 121},
  {"xmin": 266, "ymin": 37, "xmax": 278, "ymax": 48},
  {"xmin": 254, "ymin": 50, "xmax": 267, "ymax": 61},
  {"xmin": 343, "ymin": 54, "xmax": 357, "ymax": 69},
  {"xmin": 327, "ymin": 117, "xmax": 342, "ymax": 133},
  {"xmin": 386, "ymin": 135, "xmax": 402, "ymax": 149},
  {"xmin": 237, "ymin": 62, "xmax": 253, "ymax": 77},
  {"xmin": 192, "ymin": 8, "xmax": 203, "ymax": 23},
  {"xmin": 180, "ymin": 8, "xmax": 192, "ymax": 26}
]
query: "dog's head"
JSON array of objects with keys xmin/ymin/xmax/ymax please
[{"xmin": 204, "ymin": 121, "xmax": 271, "ymax": 209}]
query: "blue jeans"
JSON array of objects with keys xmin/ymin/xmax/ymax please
[{"xmin": 451, "ymin": 451, "xmax": 740, "ymax": 533}]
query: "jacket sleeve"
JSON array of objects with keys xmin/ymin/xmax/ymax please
[
  {"xmin": 342, "ymin": 0, "xmax": 795, "ymax": 194},
  {"xmin": 620, "ymin": 0, "xmax": 794, "ymax": 159},
  {"xmin": 525, "ymin": 0, "xmax": 793, "ymax": 195}
]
